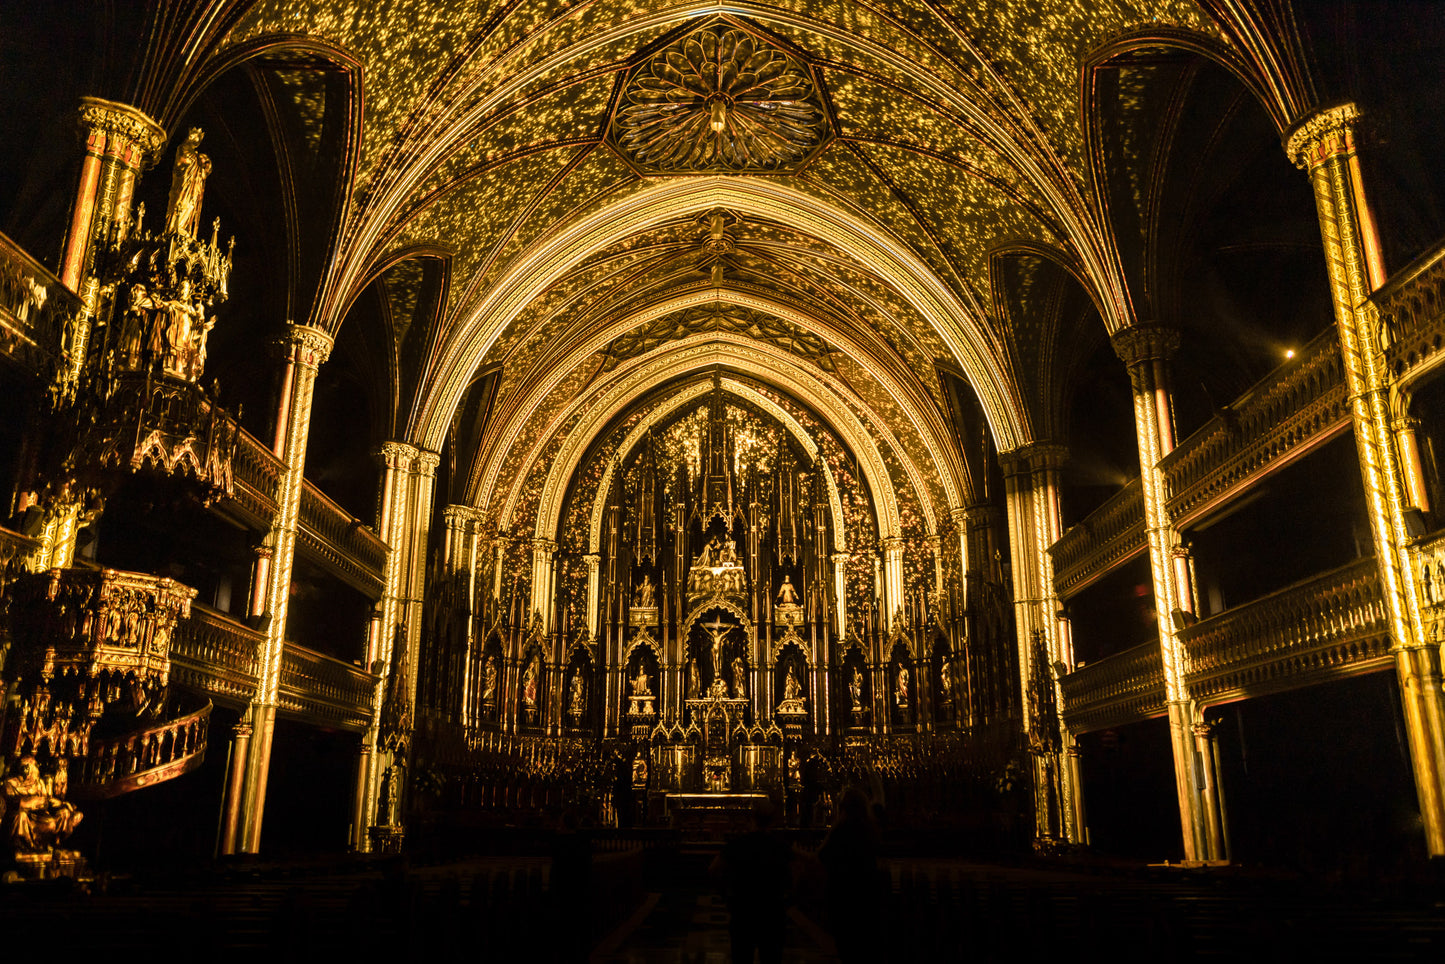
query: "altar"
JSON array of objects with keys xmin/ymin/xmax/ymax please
[{"xmin": 665, "ymin": 792, "xmax": 771, "ymax": 835}]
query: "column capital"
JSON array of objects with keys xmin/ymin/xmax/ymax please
[
  {"xmin": 880, "ymin": 535, "xmax": 905, "ymax": 553},
  {"xmin": 378, "ymin": 440, "xmax": 419, "ymax": 468},
  {"xmin": 998, "ymin": 441, "xmax": 1069, "ymax": 475},
  {"xmin": 1285, "ymin": 103, "xmax": 1361, "ymax": 170},
  {"xmin": 583, "ymin": 552, "xmax": 602, "ymax": 570},
  {"xmin": 532, "ymin": 537, "xmax": 559, "ymax": 555},
  {"xmin": 77, "ymin": 96, "xmax": 166, "ymax": 166},
  {"xmin": 281, "ymin": 323, "xmax": 333, "ymax": 369},
  {"xmin": 1110, "ymin": 323, "xmax": 1180, "ymax": 369},
  {"xmin": 442, "ymin": 504, "xmax": 482, "ymax": 528},
  {"xmin": 412, "ymin": 449, "xmax": 441, "ymax": 476}
]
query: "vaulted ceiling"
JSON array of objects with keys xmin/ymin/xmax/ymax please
[{"xmin": 5, "ymin": 1, "xmax": 1370, "ymax": 539}]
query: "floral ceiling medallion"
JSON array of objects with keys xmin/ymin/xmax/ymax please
[{"xmin": 611, "ymin": 20, "xmax": 831, "ymax": 174}]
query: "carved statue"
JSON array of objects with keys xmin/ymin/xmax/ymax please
[
  {"xmin": 2, "ymin": 756, "xmax": 82, "ymax": 854},
  {"xmin": 703, "ymin": 619, "xmax": 732, "ymax": 679},
  {"xmin": 635, "ymin": 575, "xmax": 655, "ymax": 608},
  {"xmin": 483, "ymin": 657, "xmax": 498, "ymax": 701},
  {"xmin": 849, "ymin": 667, "xmax": 864, "ymax": 710},
  {"xmin": 777, "ymin": 576, "xmax": 799, "ymax": 606},
  {"xmin": 896, "ymin": 666, "xmax": 910, "ymax": 705},
  {"xmin": 788, "ymin": 752, "xmax": 802, "ymax": 785},
  {"xmin": 631, "ymin": 665, "xmax": 652, "ymax": 698},
  {"xmin": 570, "ymin": 673, "xmax": 585, "ymax": 714},
  {"xmin": 688, "ymin": 658, "xmax": 700, "ymax": 697},
  {"xmin": 731, "ymin": 656, "xmax": 747, "ymax": 698},
  {"xmin": 523, "ymin": 657, "xmax": 539, "ymax": 708},
  {"xmin": 783, "ymin": 665, "xmax": 803, "ymax": 702},
  {"xmin": 165, "ymin": 128, "xmax": 212, "ymax": 239}
]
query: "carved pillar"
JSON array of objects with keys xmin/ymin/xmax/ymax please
[
  {"xmin": 1111, "ymin": 323, "xmax": 1214, "ymax": 861},
  {"xmin": 530, "ymin": 538, "xmax": 559, "ymax": 633},
  {"xmin": 1288, "ymin": 104, "xmax": 1445, "ymax": 855},
  {"xmin": 1394, "ymin": 416, "xmax": 1433, "ymax": 517},
  {"xmin": 584, "ymin": 553, "xmax": 602, "ymax": 639},
  {"xmin": 882, "ymin": 536, "xmax": 905, "ymax": 632},
  {"xmin": 1193, "ymin": 718, "xmax": 1229, "ymax": 862},
  {"xmin": 999, "ymin": 442, "xmax": 1080, "ymax": 845},
  {"xmin": 831, "ymin": 553, "xmax": 850, "ymax": 638},
  {"xmin": 236, "ymin": 324, "xmax": 332, "ymax": 854}
]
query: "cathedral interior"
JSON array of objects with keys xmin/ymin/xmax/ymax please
[{"xmin": 2, "ymin": 0, "xmax": 1445, "ymax": 956}]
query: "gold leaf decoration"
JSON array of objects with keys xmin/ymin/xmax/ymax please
[{"xmin": 613, "ymin": 23, "xmax": 828, "ymax": 173}]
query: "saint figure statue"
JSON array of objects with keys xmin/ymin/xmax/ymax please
[
  {"xmin": 632, "ymin": 665, "xmax": 652, "ymax": 697},
  {"xmin": 570, "ymin": 673, "xmax": 585, "ymax": 714},
  {"xmin": 896, "ymin": 666, "xmax": 910, "ymax": 705},
  {"xmin": 2, "ymin": 756, "xmax": 82, "ymax": 854},
  {"xmin": 165, "ymin": 128, "xmax": 212, "ymax": 239},
  {"xmin": 849, "ymin": 667, "xmax": 864, "ymax": 710},
  {"xmin": 635, "ymin": 575, "xmax": 655, "ymax": 608},
  {"xmin": 483, "ymin": 657, "xmax": 498, "ymax": 701},
  {"xmin": 783, "ymin": 665, "xmax": 803, "ymax": 702},
  {"xmin": 688, "ymin": 658, "xmax": 701, "ymax": 697},
  {"xmin": 777, "ymin": 576, "xmax": 799, "ymax": 606},
  {"xmin": 731, "ymin": 656, "xmax": 748, "ymax": 697},
  {"xmin": 523, "ymin": 658, "xmax": 539, "ymax": 708}
]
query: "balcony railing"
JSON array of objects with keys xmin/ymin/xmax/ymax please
[
  {"xmin": 0, "ymin": 230, "xmax": 78, "ymax": 375},
  {"xmin": 1180, "ymin": 556, "xmax": 1390, "ymax": 708},
  {"xmin": 1050, "ymin": 479, "xmax": 1146, "ymax": 598},
  {"xmin": 277, "ymin": 642, "xmax": 378, "ymax": 732},
  {"xmin": 1376, "ymin": 237, "xmax": 1445, "ymax": 380},
  {"xmin": 1057, "ymin": 639, "xmax": 1166, "ymax": 734},
  {"xmin": 297, "ymin": 483, "xmax": 387, "ymax": 598},
  {"xmin": 169, "ymin": 602, "xmax": 262, "ymax": 707},
  {"xmin": 227, "ymin": 429, "xmax": 283, "ymax": 527},
  {"xmin": 1159, "ymin": 326, "xmax": 1350, "ymax": 526}
]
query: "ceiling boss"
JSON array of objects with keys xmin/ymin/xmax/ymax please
[{"xmin": 611, "ymin": 18, "xmax": 831, "ymax": 174}]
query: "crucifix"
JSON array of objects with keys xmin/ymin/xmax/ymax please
[{"xmin": 700, "ymin": 616, "xmax": 736, "ymax": 680}]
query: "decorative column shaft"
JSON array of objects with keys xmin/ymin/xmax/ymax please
[
  {"xmin": 831, "ymin": 553, "xmax": 850, "ymax": 638},
  {"xmin": 882, "ymin": 536, "xmax": 905, "ymax": 632},
  {"xmin": 584, "ymin": 553, "xmax": 602, "ymax": 639},
  {"xmin": 530, "ymin": 538, "xmax": 559, "ymax": 633},
  {"xmin": 1112, "ymin": 323, "xmax": 1214, "ymax": 861},
  {"xmin": 1288, "ymin": 103, "xmax": 1445, "ymax": 855},
  {"xmin": 238, "ymin": 324, "xmax": 332, "ymax": 853},
  {"xmin": 1000, "ymin": 442, "xmax": 1080, "ymax": 845}
]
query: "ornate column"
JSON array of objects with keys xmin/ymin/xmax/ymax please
[
  {"xmin": 584, "ymin": 553, "xmax": 602, "ymax": 639},
  {"xmin": 1288, "ymin": 104, "xmax": 1445, "ymax": 855},
  {"xmin": 999, "ymin": 442, "xmax": 1080, "ymax": 846},
  {"xmin": 882, "ymin": 536, "xmax": 905, "ymax": 632},
  {"xmin": 1111, "ymin": 323, "xmax": 1214, "ymax": 861},
  {"xmin": 530, "ymin": 538, "xmax": 559, "ymax": 633},
  {"xmin": 1193, "ymin": 718, "xmax": 1229, "ymax": 861},
  {"xmin": 238, "ymin": 324, "xmax": 332, "ymax": 853},
  {"xmin": 831, "ymin": 552, "xmax": 850, "ymax": 638}
]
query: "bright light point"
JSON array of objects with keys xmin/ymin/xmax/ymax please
[{"xmin": 1284, "ymin": 349, "xmax": 1296, "ymax": 359}]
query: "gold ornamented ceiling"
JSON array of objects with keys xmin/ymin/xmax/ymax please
[{"xmin": 211, "ymin": 0, "xmax": 1236, "ymax": 528}]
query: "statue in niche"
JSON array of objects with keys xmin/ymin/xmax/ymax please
[
  {"xmin": 631, "ymin": 665, "xmax": 652, "ymax": 698},
  {"xmin": 522, "ymin": 657, "xmax": 539, "ymax": 708},
  {"xmin": 482, "ymin": 657, "xmax": 498, "ymax": 701},
  {"xmin": 703, "ymin": 618, "xmax": 733, "ymax": 680},
  {"xmin": 896, "ymin": 666, "xmax": 910, "ymax": 706},
  {"xmin": 783, "ymin": 665, "xmax": 803, "ymax": 702},
  {"xmin": 777, "ymin": 577, "xmax": 799, "ymax": 606},
  {"xmin": 635, "ymin": 575, "xmax": 655, "ymax": 608},
  {"xmin": 688, "ymin": 658, "xmax": 701, "ymax": 698},
  {"xmin": 570, "ymin": 673, "xmax": 585, "ymax": 714},
  {"xmin": 165, "ymin": 128, "xmax": 212, "ymax": 239},
  {"xmin": 849, "ymin": 667, "xmax": 864, "ymax": 711},
  {"xmin": 731, "ymin": 656, "xmax": 748, "ymax": 698}
]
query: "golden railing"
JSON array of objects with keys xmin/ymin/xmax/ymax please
[
  {"xmin": 1180, "ymin": 556, "xmax": 1390, "ymax": 708},
  {"xmin": 227, "ymin": 429, "xmax": 283, "ymax": 527},
  {"xmin": 277, "ymin": 641, "xmax": 378, "ymax": 731},
  {"xmin": 1050, "ymin": 479, "xmax": 1145, "ymax": 598},
  {"xmin": 72, "ymin": 700, "xmax": 212, "ymax": 799},
  {"xmin": 1375, "ymin": 236, "xmax": 1445, "ymax": 381},
  {"xmin": 297, "ymin": 482, "xmax": 387, "ymax": 598},
  {"xmin": 1159, "ymin": 326, "xmax": 1350, "ymax": 525},
  {"xmin": 1057, "ymin": 639, "xmax": 1166, "ymax": 734},
  {"xmin": 0, "ymin": 230, "xmax": 78, "ymax": 375},
  {"xmin": 169, "ymin": 602, "xmax": 262, "ymax": 707}
]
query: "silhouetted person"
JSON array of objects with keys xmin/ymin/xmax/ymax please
[
  {"xmin": 818, "ymin": 786, "xmax": 880, "ymax": 963},
  {"xmin": 550, "ymin": 808, "xmax": 592, "ymax": 961},
  {"xmin": 613, "ymin": 754, "xmax": 635, "ymax": 828},
  {"xmin": 800, "ymin": 750, "xmax": 826, "ymax": 829},
  {"xmin": 711, "ymin": 800, "xmax": 793, "ymax": 964}
]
